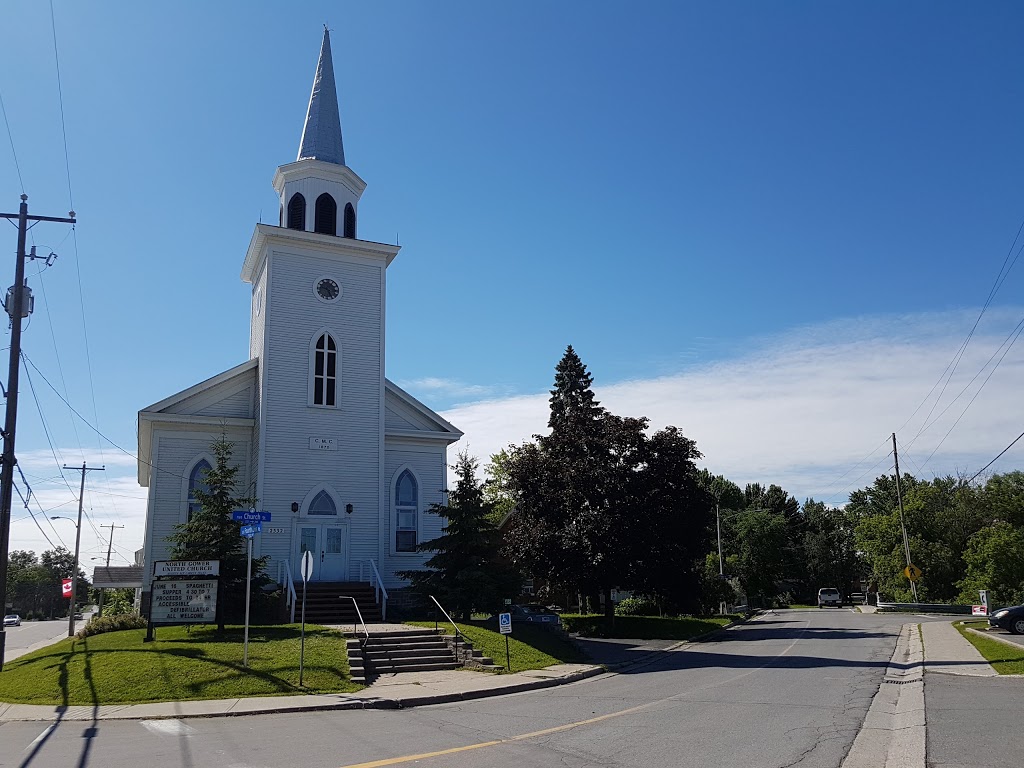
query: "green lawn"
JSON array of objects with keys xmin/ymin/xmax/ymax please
[
  {"xmin": 955, "ymin": 621, "xmax": 1024, "ymax": 675},
  {"xmin": 560, "ymin": 614, "xmax": 736, "ymax": 640},
  {"xmin": 409, "ymin": 621, "xmax": 586, "ymax": 673},
  {"xmin": 0, "ymin": 624, "xmax": 362, "ymax": 705}
]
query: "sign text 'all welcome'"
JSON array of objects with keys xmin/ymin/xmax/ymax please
[{"xmin": 150, "ymin": 579, "xmax": 217, "ymax": 623}]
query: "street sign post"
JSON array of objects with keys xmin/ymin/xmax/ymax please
[
  {"xmin": 241, "ymin": 523, "xmax": 262, "ymax": 667},
  {"xmin": 231, "ymin": 509, "xmax": 272, "ymax": 523},
  {"xmin": 299, "ymin": 550, "xmax": 314, "ymax": 685},
  {"xmin": 499, "ymin": 611, "xmax": 512, "ymax": 671}
]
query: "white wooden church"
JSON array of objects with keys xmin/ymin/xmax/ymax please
[{"xmin": 136, "ymin": 30, "xmax": 461, "ymax": 618}]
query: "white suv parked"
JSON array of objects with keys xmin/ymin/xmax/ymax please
[{"xmin": 817, "ymin": 588, "xmax": 842, "ymax": 608}]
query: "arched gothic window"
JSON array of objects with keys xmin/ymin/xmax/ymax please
[
  {"xmin": 308, "ymin": 490, "xmax": 337, "ymax": 516},
  {"xmin": 287, "ymin": 193, "xmax": 306, "ymax": 230},
  {"xmin": 343, "ymin": 203, "xmax": 356, "ymax": 238},
  {"xmin": 395, "ymin": 470, "xmax": 418, "ymax": 552},
  {"xmin": 312, "ymin": 332, "xmax": 338, "ymax": 406},
  {"xmin": 187, "ymin": 459, "xmax": 212, "ymax": 521},
  {"xmin": 314, "ymin": 193, "xmax": 337, "ymax": 235}
]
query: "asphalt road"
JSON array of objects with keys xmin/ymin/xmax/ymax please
[
  {"xmin": 1, "ymin": 618, "xmax": 83, "ymax": 663},
  {"xmin": 0, "ymin": 610, "xmax": 961, "ymax": 768}
]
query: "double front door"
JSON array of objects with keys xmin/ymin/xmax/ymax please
[{"xmin": 296, "ymin": 523, "xmax": 347, "ymax": 581}]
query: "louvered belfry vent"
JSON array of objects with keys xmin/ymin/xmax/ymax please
[
  {"xmin": 287, "ymin": 193, "xmax": 306, "ymax": 230},
  {"xmin": 344, "ymin": 202, "xmax": 356, "ymax": 238},
  {"xmin": 315, "ymin": 193, "xmax": 337, "ymax": 235}
]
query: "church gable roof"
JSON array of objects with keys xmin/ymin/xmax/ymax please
[
  {"xmin": 385, "ymin": 379, "xmax": 463, "ymax": 442},
  {"xmin": 140, "ymin": 359, "xmax": 258, "ymax": 417},
  {"xmin": 137, "ymin": 360, "xmax": 258, "ymax": 486}
]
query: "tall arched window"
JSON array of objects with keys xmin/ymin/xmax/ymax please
[
  {"xmin": 287, "ymin": 193, "xmax": 306, "ymax": 230},
  {"xmin": 395, "ymin": 470, "xmax": 418, "ymax": 552},
  {"xmin": 308, "ymin": 490, "xmax": 337, "ymax": 516},
  {"xmin": 312, "ymin": 332, "xmax": 338, "ymax": 406},
  {"xmin": 343, "ymin": 203, "xmax": 356, "ymax": 238},
  {"xmin": 314, "ymin": 193, "xmax": 337, "ymax": 235},
  {"xmin": 187, "ymin": 459, "xmax": 212, "ymax": 521}
]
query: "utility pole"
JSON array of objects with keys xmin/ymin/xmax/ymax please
[
  {"xmin": 892, "ymin": 433, "xmax": 918, "ymax": 602},
  {"xmin": 96, "ymin": 523, "xmax": 124, "ymax": 617},
  {"xmin": 716, "ymin": 501, "xmax": 726, "ymax": 615},
  {"xmin": 63, "ymin": 463, "xmax": 104, "ymax": 638},
  {"xmin": 0, "ymin": 195, "xmax": 76, "ymax": 671}
]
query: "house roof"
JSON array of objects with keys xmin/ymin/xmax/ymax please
[{"xmin": 92, "ymin": 566, "xmax": 144, "ymax": 589}]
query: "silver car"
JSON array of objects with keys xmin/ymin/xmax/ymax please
[{"xmin": 3, "ymin": 614, "xmax": 21, "ymax": 626}]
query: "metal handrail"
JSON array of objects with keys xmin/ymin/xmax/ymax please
[
  {"xmin": 368, "ymin": 559, "xmax": 389, "ymax": 621},
  {"xmin": 428, "ymin": 594, "xmax": 462, "ymax": 659},
  {"xmin": 339, "ymin": 595, "xmax": 369, "ymax": 639},
  {"xmin": 281, "ymin": 559, "xmax": 297, "ymax": 623}
]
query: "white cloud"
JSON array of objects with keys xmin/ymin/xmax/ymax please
[
  {"xmin": 441, "ymin": 308, "xmax": 1024, "ymax": 505},
  {"xmin": 397, "ymin": 377, "xmax": 511, "ymax": 403}
]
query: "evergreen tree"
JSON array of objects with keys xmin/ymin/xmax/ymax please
[
  {"xmin": 166, "ymin": 437, "xmax": 265, "ymax": 631},
  {"xmin": 400, "ymin": 452, "xmax": 520, "ymax": 619}
]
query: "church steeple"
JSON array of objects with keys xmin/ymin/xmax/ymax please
[
  {"xmin": 298, "ymin": 27, "xmax": 345, "ymax": 166},
  {"xmin": 273, "ymin": 27, "xmax": 365, "ymax": 237}
]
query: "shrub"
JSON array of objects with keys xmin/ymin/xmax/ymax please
[
  {"xmin": 614, "ymin": 597, "xmax": 659, "ymax": 616},
  {"xmin": 76, "ymin": 613, "xmax": 147, "ymax": 638}
]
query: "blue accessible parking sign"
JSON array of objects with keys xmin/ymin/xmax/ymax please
[{"xmin": 499, "ymin": 612, "xmax": 512, "ymax": 634}]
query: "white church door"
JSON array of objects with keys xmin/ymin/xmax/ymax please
[{"xmin": 296, "ymin": 523, "xmax": 347, "ymax": 581}]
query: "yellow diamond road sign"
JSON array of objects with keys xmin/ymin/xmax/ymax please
[{"xmin": 903, "ymin": 564, "xmax": 922, "ymax": 582}]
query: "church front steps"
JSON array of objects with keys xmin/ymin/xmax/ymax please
[
  {"xmin": 361, "ymin": 629, "xmax": 460, "ymax": 677},
  {"xmin": 298, "ymin": 581, "xmax": 382, "ymax": 625}
]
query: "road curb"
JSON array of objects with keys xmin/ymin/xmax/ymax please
[
  {"xmin": 841, "ymin": 622, "xmax": 925, "ymax": 768},
  {"xmin": 962, "ymin": 624, "xmax": 1024, "ymax": 653},
  {"xmin": 0, "ymin": 666, "xmax": 606, "ymax": 722}
]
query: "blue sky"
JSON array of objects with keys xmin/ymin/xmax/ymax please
[{"xmin": 2, "ymin": 2, "xmax": 1024, "ymax": 564}]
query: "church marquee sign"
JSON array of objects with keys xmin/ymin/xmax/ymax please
[
  {"xmin": 150, "ymin": 579, "xmax": 217, "ymax": 623},
  {"xmin": 153, "ymin": 560, "xmax": 220, "ymax": 578}
]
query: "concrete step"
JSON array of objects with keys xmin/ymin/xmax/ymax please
[
  {"xmin": 372, "ymin": 661, "xmax": 462, "ymax": 674},
  {"xmin": 365, "ymin": 650, "xmax": 451, "ymax": 662}
]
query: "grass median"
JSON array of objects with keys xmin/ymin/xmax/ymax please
[
  {"xmin": 408, "ymin": 620, "xmax": 586, "ymax": 673},
  {"xmin": 560, "ymin": 614, "xmax": 738, "ymax": 640},
  {"xmin": 955, "ymin": 620, "xmax": 1024, "ymax": 675},
  {"xmin": 0, "ymin": 624, "xmax": 362, "ymax": 705}
]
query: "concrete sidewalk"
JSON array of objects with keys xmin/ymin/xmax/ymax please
[
  {"xmin": 921, "ymin": 620, "xmax": 996, "ymax": 676},
  {"xmin": 0, "ymin": 662, "xmax": 604, "ymax": 722}
]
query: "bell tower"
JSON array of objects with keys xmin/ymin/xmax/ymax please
[{"xmin": 273, "ymin": 27, "xmax": 364, "ymax": 238}]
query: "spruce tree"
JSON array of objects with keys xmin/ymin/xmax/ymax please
[
  {"xmin": 166, "ymin": 437, "xmax": 264, "ymax": 631},
  {"xmin": 400, "ymin": 452, "xmax": 520, "ymax": 619}
]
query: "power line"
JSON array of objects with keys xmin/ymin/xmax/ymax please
[
  {"xmin": 919, "ymin": 321, "xmax": 1024, "ymax": 471},
  {"xmin": 968, "ymin": 429, "xmax": 1024, "ymax": 485},
  {"xmin": 898, "ymin": 213, "xmax": 1024, "ymax": 440},
  {"xmin": 21, "ymin": 352, "xmax": 191, "ymax": 482},
  {"xmin": 48, "ymin": 0, "xmax": 74, "ymax": 211},
  {"xmin": 0, "ymin": 87, "xmax": 24, "ymax": 193}
]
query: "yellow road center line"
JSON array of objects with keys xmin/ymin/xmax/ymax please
[
  {"xmin": 339, "ymin": 618, "xmax": 812, "ymax": 768},
  {"xmin": 338, "ymin": 701, "xmax": 656, "ymax": 768}
]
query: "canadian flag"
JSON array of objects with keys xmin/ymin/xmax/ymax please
[{"xmin": 62, "ymin": 579, "xmax": 73, "ymax": 598}]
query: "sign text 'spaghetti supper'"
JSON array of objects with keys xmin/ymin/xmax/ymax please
[{"xmin": 150, "ymin": 579, "xmax": 217, "ymax": 623}]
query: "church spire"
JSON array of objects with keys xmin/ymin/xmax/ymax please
[{"xmin": 298, "ymin": 27, "xmax": 345, "ymax": 166}]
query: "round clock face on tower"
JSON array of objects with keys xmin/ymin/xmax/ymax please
[{"xmin": 315, "ymin": 278, "xmax": 341, "ymax": 302}]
